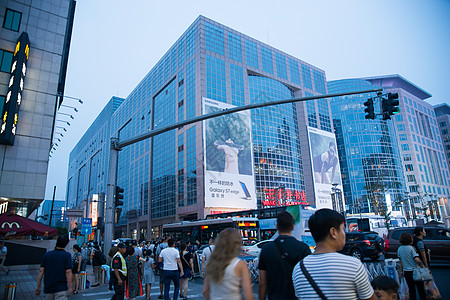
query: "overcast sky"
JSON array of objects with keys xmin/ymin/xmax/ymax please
[{"xmin": 45, "ymin": 0, "xmax": 450, "ymax": 200}]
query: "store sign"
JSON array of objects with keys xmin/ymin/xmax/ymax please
[
  {"xmin": 0, "ymin": 202, "xmax": 8, "ymax": 214},
  {"xmin": 237, "ymin": 222, "xmax": 256, "ymax": 227},
  {"xmin": 0, "ymin": 32, "xmax": 30, "ymax": 145}
]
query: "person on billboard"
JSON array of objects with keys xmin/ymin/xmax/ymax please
[
  {"xmin": 214, "ymin": 138, "xmax": 244, "ymax": 174},
  {"xmin": 313, "ymin": 141, "xmax": 338, "ymax": 184}
]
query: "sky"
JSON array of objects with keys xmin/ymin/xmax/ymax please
[{"xmin": 45, "ymin": 0, "xmax": 450, "ymax": 200}]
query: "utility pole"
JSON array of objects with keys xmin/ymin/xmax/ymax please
[
  {"xmin": 104, "ymin": 138, "xmax": 119, "ymax": 256},
  {"xmin": 49, "ymin": 186, "xmax": 56, "ymax": 227}
]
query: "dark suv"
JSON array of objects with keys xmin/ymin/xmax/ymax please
[
  {"xmin": 339, "ymin": 232, "xmax": 384, "ymax": 261},
  {"xmin": 384, "ymin": 226, "xmax": 450, "ymax": 262}
]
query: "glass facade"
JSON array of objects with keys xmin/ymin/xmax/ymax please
[
  {"xmin": 328, "ymin": 79, "xmax": 406, "ymax": 213},
  {"xmin": 151, "ymin": 80, "xmax": 177, "ymax": 219},
  {"xmin": 249, "ymin": 75, "xmax": 304, "ymax": 205}
]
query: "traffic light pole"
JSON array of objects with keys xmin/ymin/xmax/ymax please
[
  {"xmin": 103, "ymin": 88, "xmax": 382, "ymax": 254},
  {"xmin": 104, "ymin": 137, "xmax": 119, "ymax": 256}
]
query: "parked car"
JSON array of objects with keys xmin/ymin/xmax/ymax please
[
  {"xmin": 384, "ymin": 226, "xmax": 450, "ymax": 262},
  {"xmin": 242, "ymin": 240, "xmax": 271, "ymax": 257},
  {"xmin": 339, "ymin": 231, "xmax": 384, "ymax": 261}
]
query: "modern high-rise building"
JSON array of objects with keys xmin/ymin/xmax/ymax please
[
  {"xmin": 434, "ymin": 104, "xmax": 450, "ymax": 171},
  {"xmin": 66, "ymin": 15, "xmax": 338, "ymax": 240},
  {"xmin": 328, "ymin": 79, "xmax": 407, "ymax": 215},
  {"xmin": 0, "ymin": 0, "xmax": 76, "ymax": 216},
  {"xmin": 363, "ymin": 75, "xmax": 449, "ymax": 221}
]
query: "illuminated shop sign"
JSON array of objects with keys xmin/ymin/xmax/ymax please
[
  {"xmin": 262, "ymin": 188, "xmax": 309, "ymax": 207},
  {"xmin": 237, "ymin": 222, "xmax": 256, "ymax": 227},
  {"xmin": 0, "ymin": 32, "xmax": 30, "ymax": 145}
]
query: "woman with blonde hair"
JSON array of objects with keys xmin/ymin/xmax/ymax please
[{"xmin": 202, "ymin": 228, "xmax": 254, "ymax": 300}]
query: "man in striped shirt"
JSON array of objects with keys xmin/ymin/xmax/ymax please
[{"xmin": 292, "ymin": 209, "xmax": 375, "ymax": 300}]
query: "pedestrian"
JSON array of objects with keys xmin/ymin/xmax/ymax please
[
  {"xmin": 142, "ymin": 249, "xmax": 156, "ymax": 300},
  {"xmin": 397, "ymin": 232, "xmax": 426, "ymax": 300},
  {"xmin": 112, "ymin": 243, "xmax": 128, "ymax": 300},
  {"xmin": 371, "ymin": 275, "xmax": 399, "ymax": 300},
  {"xmin": 72, "ymin": 244, "xmax": 82, "ymax": 294},
  {"xmin": 201, "ymin": 238, "xmax": 215, "ymax": 276},
  {"xmin": 258, "ymin": 211, "xmax": 311, "ymax": 300},
  {"xmin": 202, "ymin": 228, "xmax": 254, "ymax": 300},
  {"xmin": 413, "ymin": 227, "xmax": 430, "ymax": 268},
  {"xmin": 132, "ymin": 240, "xmax": 143, "ymax": 257},
  {"xmin": 159, "ymin": 238, "xmax": 184, "ymax": 300},
  {"xmin": 125, "ymin": 246, "xmax": 143, "ymax": 300},
  {"xmin": 81, "ymin": 242, "xmax": 90, "ymax": 270},
  {"xmin": 292, "ymin": 208, "xmax": 375, "ymax": 299},
  {"xmin": 179, "ymin": 242, "xmax": 194, "ymax": 299},
  {"xmin": 35, "ymin": 235, "xmax": 73, "ymax": 299},
  {"xmin": 91, "ymin": 245, "xmax": 102, "ymax": 287},
  {"xmin": 0, "ymin": 241, "xmax": 9, "ymax": 275},
  {"xmin": 156, "ymin": 236, "xmax": 169, "ymax": 299},
  {"xmin": 108, "ymin": 242, "xmax": 119, "ymax": 291}
]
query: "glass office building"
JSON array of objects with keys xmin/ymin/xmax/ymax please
[
  {"xmin": 66, "ymin": 16, "xmax": 335, "ymax": 239},
  {"xmin": 364, "ymin": 75, "xmax": 449, "ymax": 221},
  {"xmin": 328, "ymin": 79, "xmax": 407, "ymax": 214}
]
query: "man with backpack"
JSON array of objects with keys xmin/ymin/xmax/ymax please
[{"xmin": 258, "ymin": 211, "xmax": 311, "ymax": 300}]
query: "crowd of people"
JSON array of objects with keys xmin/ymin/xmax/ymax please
[{"xmin": 34, "ymin": 208, "xmax": 438, "ymax": 300}]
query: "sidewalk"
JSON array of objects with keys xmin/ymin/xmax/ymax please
[{"xmin": 0, "ymin": 263, "xmax": 97, "ymax": 299}]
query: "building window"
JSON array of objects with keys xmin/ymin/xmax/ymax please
[
  {"xmin": 407, "ymin": 175, "xmax": 416, "ymax": 182},
  {"xmin": 442, "ymin": 129, "xmax": 448, "ymax": 135},
  {"xmin": 405, "ymin": 164, "xmax": 414, "ymax": 172},
  {"xmin": 439, "ymin": 121, "xmax": 447, "ymax": 127},
  {"xmin": 0, "ymin": 49, "xmax": 13, "ymax": 73},
  {"xmin": 403, "ymin": 154, "xmax": 412, "ymax": 161},
  {"xmin": 3, "ymin": 8, "xmax": 21, "ymax": 32},
  {"xmin": 401, "ymin": 144, "xmax": 410, "ymax": 151},
  {"xmin": 399, "ymin": 133, "xmax": 407, "ymax": 141}
]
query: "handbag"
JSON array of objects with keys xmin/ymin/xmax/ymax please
[
  {"xmin": 412, "ymin": 267, "xmax": 433, "ymax": 282},
  {"xmin": 398, "ymin": 277, "xmax": 409, "ymax": 300}
]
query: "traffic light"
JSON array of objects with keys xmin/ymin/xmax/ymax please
[
  {"xmin": 364, "ymin": 98, "xmax": 376, "ymax": 120},
  {"xmin": 115, "ymin": 186, "xmax": 124, "ymax": 207},
  {"xmin": 382, "ymin": 92, "xmax": 400, "ymax": 120}
]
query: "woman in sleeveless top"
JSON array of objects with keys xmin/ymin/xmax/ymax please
[{"xmin": 202, "ymin": 228, "xmax": 254, "ymax": 300}]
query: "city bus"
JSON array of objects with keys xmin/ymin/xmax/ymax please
[{"xmin": 162, "ymin": 217, "xmax": 259, "ymax": 244}]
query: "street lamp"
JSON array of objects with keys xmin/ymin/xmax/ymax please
[
  {"xmin": 57, "ymin": 120, "xmax": 70, "ymax": 126},
  {"xmin": 63, "ymin": 95, "xmax": 83, "ymax": 104},
  {"xmin": 61, "ymin": 105, "xmax": 79, "ymax": 112},
  {"xmin": 58, "ymin": 112, "xmax": 74, "ymax": 119}
]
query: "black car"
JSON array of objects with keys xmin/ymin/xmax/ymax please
[
  {"xmin": 339, "ymin": 231, "xmax": 384, "ymax": 261},
  {"xmin": 384, "ymin": 226, "xmax": 450, "ymax": 262}
]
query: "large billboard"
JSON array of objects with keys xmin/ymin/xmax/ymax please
[
  {"xmin": 203, "ymin": 98, "xmax": 256, "ymax": 209},
  {"xmin": 307, "ymin": 127, "xmax": 344, "ymax": 210}
]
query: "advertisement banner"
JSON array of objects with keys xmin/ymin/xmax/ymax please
[
  {"xmin": 307, "ymin": 127, "xmax": 344, "ymax": 210},
  {"xmin": 203, "ymin": 97, "xmax": 256, "ymax": 209}
]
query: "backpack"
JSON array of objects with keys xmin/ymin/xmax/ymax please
[{"xmin": 99, "ymin": 251, "xmax": 107, "ymax": 265}]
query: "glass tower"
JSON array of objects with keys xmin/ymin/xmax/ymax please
[{"xmin": 328, "ymin": 79, "xmax": 407, "ymax": 214}]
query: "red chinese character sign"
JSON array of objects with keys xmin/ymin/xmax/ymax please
[{"xmin": 261, "ymin": 188, "xmax": 309, "ymax": 207}]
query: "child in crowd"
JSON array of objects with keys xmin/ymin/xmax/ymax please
[{"xmin": 371, "ymin": 276, "xmax": 399, "ymax": 300}]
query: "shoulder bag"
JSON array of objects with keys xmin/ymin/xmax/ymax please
[
  {"xmin": 300, "ymin": 260, "xmax": 328, "ymax": 300},
  {"xmin": 412, "ymin": 267, "xmax": 433, "ymax": 282}
]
